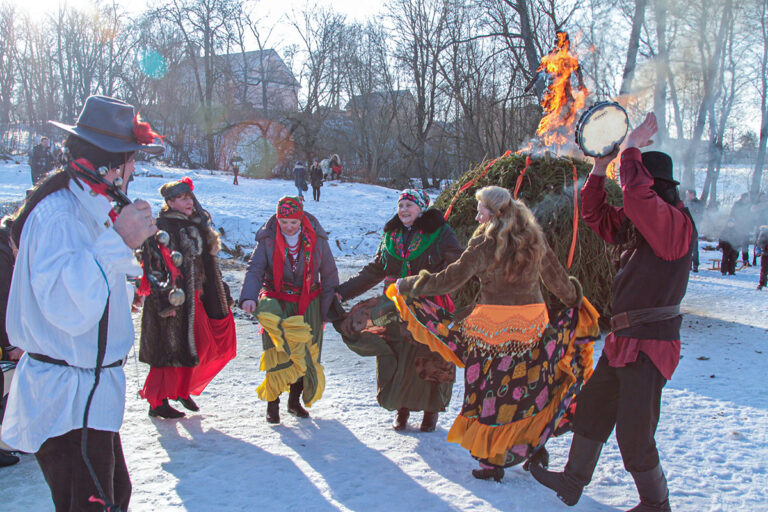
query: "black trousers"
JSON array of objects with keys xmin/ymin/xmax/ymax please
[
  {"xmin": 721, "ymin": 243, "xmax": 738, "ymax": 274},
  {"xmin": 691, "ymin": 240, "xmax": 699, "ymax": 271},
  {"xmin": 760, "ymin": 252, "xmax": 768, "ymax": 287},
  {"xmin": 572, "ymin": 353, "xmax": 667, "ymax": 473},
  {"xmin": 312, "ymin": 185, "xmax": 321, "ymax": 201},
  {"xmin": 35, "ymin": 428, "xmax": 131, "ymax": 512}
]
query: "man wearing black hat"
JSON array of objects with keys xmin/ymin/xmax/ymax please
[
  {"xmin": 2, "ymin": 95, "xmax": 162, "ymax": 511},
  {"xmin": 532, "ymin": 113, "xmax": 694, "ymax": 512}
]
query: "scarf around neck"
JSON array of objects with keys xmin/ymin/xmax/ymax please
[
  {"xmin": 383, "ymin": 224, "xmax": 443, "ymax": 278},
  {"xmin": 273, "ymin": 216, "xmax": 317, "ymax": 314}
]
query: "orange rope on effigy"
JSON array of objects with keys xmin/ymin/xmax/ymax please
[{"xmin": 444, "ymin": 150, "xmax": 512, "ymax": 220}]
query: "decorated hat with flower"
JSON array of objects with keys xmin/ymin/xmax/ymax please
[{"xmin": 50, "ymin": 95, "xmax": 164, "ymax": 155}]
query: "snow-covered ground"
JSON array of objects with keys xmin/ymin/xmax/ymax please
[{"xmin": 1, "ymin": 163, "xmax": 767, "ymax": 511}]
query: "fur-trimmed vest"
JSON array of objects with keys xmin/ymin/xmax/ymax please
[
  {"xmin": 338, "ymin": 208, "xmax": 464, "ymax": 301},
  {"xmin": 139, "ymin": 210, "xmax": 231, "ymax": 367}
]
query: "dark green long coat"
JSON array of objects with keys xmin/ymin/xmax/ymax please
[{"xmin": 337, "ymin": 208, "xmax": 463, "ymax": 412}]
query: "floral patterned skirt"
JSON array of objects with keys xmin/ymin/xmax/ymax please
[{"xmin": 386, "ymin": 285, "xmax": 599, "ymax": 467}]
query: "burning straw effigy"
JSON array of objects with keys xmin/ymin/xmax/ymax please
[{"xmin": 435, "ymin": 32, "xmax": 624, "ymax": 323}]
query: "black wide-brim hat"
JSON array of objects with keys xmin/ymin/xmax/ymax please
[
  {"xmin": 50, "ymin": 95, "xmax": 164, "ymax": 155},
  {"xmin": 641, "ymin": 151, "xmax": 678, "ymax": 185}
]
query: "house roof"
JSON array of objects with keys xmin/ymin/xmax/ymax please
[{"xmin": 219, "ymin": 49, "xmax": 299, "ymax": 88}]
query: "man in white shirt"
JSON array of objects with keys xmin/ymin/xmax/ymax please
[{"xmin": 2, "ymin": 95, "xmax": 163, "ymax": 511}]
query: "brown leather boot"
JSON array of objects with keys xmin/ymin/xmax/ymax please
[
  {"xmin": 420, "ymin": 411, "xmax": 438, "ymax": 432},
  {"xmin": 393, "ymin": 408, "xmax": 409, "ymax": 430}
]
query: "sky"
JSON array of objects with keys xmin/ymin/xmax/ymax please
[{"xmin": 10, "ymin": 0, "xmax": 384, "ymax": 21}]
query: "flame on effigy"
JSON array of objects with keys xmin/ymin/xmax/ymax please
[{"xmin": 521, "ymin": 32, "xmax": 589, "ymax": 157}]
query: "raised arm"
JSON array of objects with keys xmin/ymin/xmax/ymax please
[
  {"xmin": 581, "ymin": 156, "xmax": 627, "ymax": 244},
  {"xmin": 619, "ymin": 113, "xmax": 693, "ymax": 260}
]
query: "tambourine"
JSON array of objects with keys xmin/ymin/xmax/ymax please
[{"xmin": 574, "ymin": 101, "xmax": 629, "ymax": 158}]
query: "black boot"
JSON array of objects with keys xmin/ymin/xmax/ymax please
[
  {"xmin": 0, "ymin": 449, "xmax": 20, "ymax": 467},
  {"xmin": 627, "ymin": 464, "xmax": 671, "ymax": 512},
  {"xmin": 523, "ymin": 446, "xmax": 550, "ymax": 471},
  {"xmin": 149, "ymin": 399, "xmax": 185, "ymax": 419},
  {"xmin": 472, "ymin": 466, "xmax": 504, "ymax": 482},
  {"xmin": 287, "ymin": 380, "xmax": 309, "ymax": 418},
  {"xmin": 176, "ymin": 396, "xmax": 199, "ymax": 411},
  {"xmin": 393, "ymin": 408, "xmax": 409, "ymax": 431},
  {"xmin": 266, "ymin": 398, "xmax": 280, "ymax": 424},
  {"xmin": 420, "ymin": 411, "xmax": 438, "ymax": 432},
  {"xmin": 530, "ymin": 433, "xmax": 603, "ymax": 506}
]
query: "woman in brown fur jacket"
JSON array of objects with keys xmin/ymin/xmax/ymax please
[
  {"xmin": 139, "ymin": 177, "xmax": 237, "ymax": 419},
  {"xmin": 391, "ymin": 186, "xmax": 599, "ymax": 482}
]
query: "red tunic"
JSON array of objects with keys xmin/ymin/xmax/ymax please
[{"xmin": 580, "ymin": 148, "xmax": 693, "ymax": 380}]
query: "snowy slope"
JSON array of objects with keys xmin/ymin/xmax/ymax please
[{"xmin": 1, "ymin": 163, "xmax": 767, "ymax": 511}]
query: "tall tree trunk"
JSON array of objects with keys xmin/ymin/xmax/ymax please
[
  {"xmin": 652, "ymin": 0, "xmax": 668, "ymax": 145},
  {"xmin": 752, "ymin": 0, "xmax": 768, "ymax": 197},
  {"xmin": 620, "ymin": 0, "xmax": 649, "ymax": 95},
  {"xmin": 516, "ymin": 0, "xmax": 539, "ymax": 76},
  {"xmin": 682, "ymin": 0, "xmax": 733, "ymax": 189}
]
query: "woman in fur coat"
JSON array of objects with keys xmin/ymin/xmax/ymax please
[
  {"xmin": 139, "ymin": 177, "xmax": 237, "ymax": 419},
  {"xmin": 336, "ymin": 189, "xmax": 463, "ymax": 432},
  {"xmin": 390, "ymin": 186, "xmax": 599, "ymax": 482}
]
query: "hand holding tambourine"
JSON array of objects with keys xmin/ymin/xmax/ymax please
[{"xmin": 575, "ymin": 101, "xmax": 629, "ymax": 158}]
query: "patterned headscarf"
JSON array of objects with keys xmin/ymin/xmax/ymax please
[
  {"xmin": 277, "ymin": 196, "xmax": 304, "ymax": 219},
  {"xmin": 398, "ymin": 189, "xmax": 430, "ymax": 211}
]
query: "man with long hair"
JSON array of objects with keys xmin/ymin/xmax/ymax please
[
  {"xmin": 2, "ymin": 95, "xmax": 162, "ymax": 511},
  {"xmin": 532, "ymin": 113, "xmax": 695, "ymax": 512}
]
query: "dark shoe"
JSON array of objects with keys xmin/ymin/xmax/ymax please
[
  {"xmin": 266, "ymin": 398, "xmax": 280, "ymax": 424},
  {"xmin": 627, "ymin": 464, "xmax": 671, "ymax": 512},
  {"xmin": 0, "ymin": 449, "xmax": 20, "ymax": 467},
  {"xmin": 287, "ymin": 380, "xmax": 310, "ymax": 418},
  {"xmin": 758, "ymin": 284, "xmax": 765, "ymax": 290},
  {"xmin": 176, "ymin": 396, "xmax": 199, "ymax": 411},
  {"xmin": 523, "ymin": 446, "xmax": 550, "ymax": 471},
  {"xmin": 472, "ymin": 466, "xmax": 504, "ymax": 482},
  {"xmin": 530, "ymin": 433, "xmax": 603, "ymax": 506},
  {"xmin": 149, "ymin": 399, "xmax": 185, "ymax": 419},
  {"xmin": 420, "ymin": 412, "xmax": 438, "ymax": 432},
  {"xmin": 393, "ymin": 408, "xmax": 409, "ymax": 431}
]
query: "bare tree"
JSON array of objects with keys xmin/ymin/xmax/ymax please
[
  {"xmin": 0, "ymin": 3, "xmax": 17, "ymax": 125},
  {"xmin": 619, "ymin": 0, "xmax": 649, "ymax": 95},
  {"xmin": 751, "ymin": 0, "xmax": 768, "ymax": 197},
  {"xmin": 680, "ymin": 0, "xmax": 733, "ymax": 189},
  {"xmin": 154, "ymin": 0, "xmax": 244, "ymax": 168},
  {"xmin": 389, "ymin": 0, "xmax": 450, "ymax": 188},
  {"xmin": 286, "ymin": 5, "xmax": 347, "ymax": 162}
]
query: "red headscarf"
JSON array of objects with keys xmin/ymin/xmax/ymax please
[{"xmin": 272, "ymin": 197, "xmax": 317, "ymax": 314}]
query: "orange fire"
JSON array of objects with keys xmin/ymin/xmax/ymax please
[
  {"xmin": 520, "ymin": 32, "xmax": 589, "ymax": 156},
  {"xmin": 535, "ymin": 32, "xmax": 589, "ymax": 151}
]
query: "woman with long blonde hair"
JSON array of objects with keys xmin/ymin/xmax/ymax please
[{"xmin": 391, "ymin": 185, "xmax": 599, "ymax": 482}]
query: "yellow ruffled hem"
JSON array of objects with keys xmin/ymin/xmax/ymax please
[
  {"xmin": 255, "ymin": 310, "xmax": 314, "ymax": 402},
  {"xmin": 385, "ymin": 284, "xmax": 465, "ymax": 368},
  {"xmin": 304, "ymin": 344, "xmax": 325, "ymax": 407}
]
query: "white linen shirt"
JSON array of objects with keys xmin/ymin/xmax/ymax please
[{"xmin": 2, "ymin": 180, "xmax": 141, "ymax": 453}]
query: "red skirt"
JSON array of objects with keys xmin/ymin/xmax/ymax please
[{"xmin": 140, "ymin": 291, "xmax": 237, "ymax": 408}]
